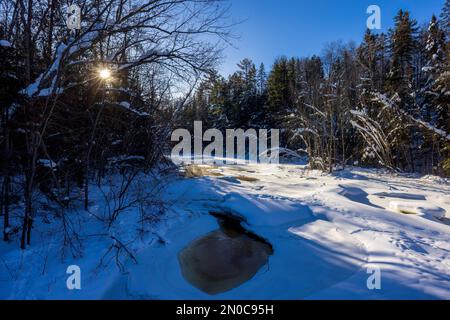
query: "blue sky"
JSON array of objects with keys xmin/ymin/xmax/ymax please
[{"xmin": 220, "ymin": 0, "xmax": 446, "ymax": 76}]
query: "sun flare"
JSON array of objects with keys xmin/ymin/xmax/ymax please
[{"xmin": 99, "ymin": 68, "xmax": 111, "ymax": 80}]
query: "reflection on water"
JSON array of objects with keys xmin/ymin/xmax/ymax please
[{"xmin": 178, "ymin": 213, "xmax": 273, "ymax": 295}]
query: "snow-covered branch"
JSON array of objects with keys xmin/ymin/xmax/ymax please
[{"xmin": 373, "ymin": 93, "xmax": 450, "ymax": 141}]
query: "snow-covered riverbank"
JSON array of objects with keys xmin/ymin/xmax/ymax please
[{"xmin": 1, "ymin": 164, "xmax": 450, "ymax": 299}]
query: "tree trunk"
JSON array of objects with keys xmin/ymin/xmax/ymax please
[
  {"xmin": 2, "ymin": 176, "xmax": 10, "ymax": 242},
  {"xmin": 20, "ymin": 174, "xmax": 32, "ymax": 249},
  {"xmin": 84, "ymin": 165, "xmax": 89, "ymax": 211},
  {"xmin": 25, "ymin": 0, "xmax": 33, "ymax": 82},
  {"xmin": 2, "ymin": 127, "xmax": 11, "ymax": 241},
  {"xmin": 85, "ymin": 90, "xmax": 106, "ymax": 211}
]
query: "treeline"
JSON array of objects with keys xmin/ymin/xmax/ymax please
[{"xmin": 181, "ymin": 4, "xmax": 450, "ymax": 174}]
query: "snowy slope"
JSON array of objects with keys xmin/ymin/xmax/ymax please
[{"xmin": 1, "ymin": 164, "xmax": 449, "ymax": 299}]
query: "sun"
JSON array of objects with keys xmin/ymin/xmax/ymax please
[{"xmin": 99, "ymin": 68, "xmax": 111, "ymax": 80}]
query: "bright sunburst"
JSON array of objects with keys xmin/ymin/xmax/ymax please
[{"xmin": 98, "ymin": 68, "xmax": 111, "ymax": 80}]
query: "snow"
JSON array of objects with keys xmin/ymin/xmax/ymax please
[
  {"xmin": 107, "ymin": 155, "xmax": 145, "ymax": 163},
  {"xmin": 1, "ymin": 163, "xmax": 450, "ymax": 299},
  {"xmin": 37, "ymin": 159, "xmax": 57, "ymax": 169},
  {"xmin": 116, "ymin": 101, "xmax": 150, "ymax": 117},
  {"xmin": 0, "ymin": 39, "xmax": 11, "ymax": 47},
  {"xmin": 17, "ymin": 25, "xmax": 103, "ymax": 102},
  {"xmin": 21, "ymin": 74, "xmax": 43, "ymax": 97},
  {"xmin": 422, "ymin": 66, "xmax": 434, "ymax": 72},
  {"xmin": 388, "ymin": 201, "xmax": 446, "ymax": 220},
  {"xmin": 21, "ymin": 44, "xmax": 67, "ymax": 98},
  {"xmin": 372, "ymin": 93, "xmax": 450, "ymax": 141},
  {"xmin": 37, "ymin": 87, "xmax": 63, "ymax": 97}
]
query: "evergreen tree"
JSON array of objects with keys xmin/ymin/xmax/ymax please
[
  {"xmin": 421, "ymin": 14, "xmax": 450, "ymax": 174},
  {"xmin": 384, "ymin": 10, "xmax": 419, "ymax": 170},
  {"xmin": 441, "ymin": 0, "xmax": 450, "ymax": 37},
  {"xmin": 267, "ymin": 57, "xmax": 292, "ymax": 124},
  {"xmin": 421, "ymin": 15, "xmax": 448, "ymax": 128},
  {"xmin": 257, "ymin": 63, "xmax": 267, "ymax": 95},
  {"xmin": 387, "ymin": 10, "xmax": 419, "ymax": 106}
]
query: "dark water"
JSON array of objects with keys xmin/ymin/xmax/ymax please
[{"xmin": 178, "ymin": 213, "xmax": 273, "ymax": 295}]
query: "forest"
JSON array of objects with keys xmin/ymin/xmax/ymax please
[
  {"xmin": 0, "ymin": 0, "xmax": 449, "ymax": 302},
  {"xmin": 182, "ymin": 7, "xmax": 449, "ymax": 175}
]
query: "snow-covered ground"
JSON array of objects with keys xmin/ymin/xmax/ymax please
[{"xmin": 1, "ymin": 163, "xmax": 450, "ymax": 299}]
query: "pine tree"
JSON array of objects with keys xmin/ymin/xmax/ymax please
[
  {"xmin": 358, "ymin": 30, "xmax": 378, "ymax": 93},
  {"xmin": 254, "ymin": 63, "xmax": 268, "ymax": 127},
  {"xmin": 257, "ymin": 63, "xmax": 267, "ymax": 95},
  {"xmin": 427, "ymin": 12, "xmax": 450, "ymax": 175},
  {"xmin": 237, "ymin": 59, "xmax": 258, "ymax": 122},
  {"xmin": 387, "ymin": 10, "xmax": 419, "ymax": 106},
  {"xmin": 441, "ymin": 0, "xmax": 450, "ymax": 37},
  {"xmin": 224, "ymin": 59, "xmax": 258, "ymax": 127},
  {"xmin": 384, "ymin": 10, "xmax": 419, "ymax": 170},
  {"xmin": 267, "ymin": 57, "xmax": 291, "ymax": 124},
  {"xmin": 421, "ymin": 16, "xmax": 448, "ymax": 126}
]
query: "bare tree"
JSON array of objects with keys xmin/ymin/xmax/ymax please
[{"xmin": 2, "ymin": 0, "xmax": 233, "ymax": 249}]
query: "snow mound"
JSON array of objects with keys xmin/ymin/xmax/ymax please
[
  {"xmin": 389, "ymin": 201, "xmax": 446, "ymax": 219},
  {"xmin": 0, "ymin": 39, "xmax": 11, "ymax": 47},
  {"xmin": 219, "ymin": 192, "xmax": 314, "ymax": 227},
  {"xmin": 420, "ymin": 175, "xmax": 449, "ymax": 185},
  {"xmin": 288, "ymin": 220, "xmax": 366, "ymax": 257}
]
